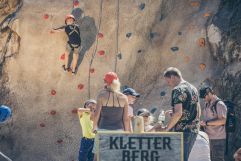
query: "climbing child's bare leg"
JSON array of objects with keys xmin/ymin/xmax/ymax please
[
  {"xmin": 72, "ymin": 52, "xmax": 79, "ymax": 72},
  {"xmin": 64, "ymin": 51, "xmax": 69, "ymax": 69}
]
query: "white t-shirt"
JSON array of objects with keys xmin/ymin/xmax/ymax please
[
  {"xmin": 128, "ymin": 105, "xmax": 134, "ymax": 117},
  {"xmin": 188, "ymin": 131, "xmax": 211, "ymax": 161}
]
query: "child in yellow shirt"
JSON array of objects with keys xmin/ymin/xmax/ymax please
[{"xmin": 78, "ymin": 99, "xmax": 96, "ymax": 161}]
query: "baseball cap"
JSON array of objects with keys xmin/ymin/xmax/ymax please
[
  {"xmin": 137, "ymin": 108, "xmax": 151, "ymax": 117},
  {"xmin": 84, "ymin": 99, "xmax": 97, "ymax": 108},
  {"xmin": 199, "ymin": 87, "xmax": 213, "ymax": 99},
  {"xmin": 123, "ymin": 88, "xmax": 140, "ymax": 97},
  {"xmin": 104, "ymin": 72, "xmax": 118, "ymax": 85}
]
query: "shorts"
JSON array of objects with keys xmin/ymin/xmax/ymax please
[
  {"xmin": 79, "ymin": 137, "xmax": 95, "ymax": 161},
  {"xmin": 210, "ymin": 139, "xmax": 226, "ymax": 161},
  {"xmin": 66, "ymin": 43, "xmax": 81, "ymax": 54}
]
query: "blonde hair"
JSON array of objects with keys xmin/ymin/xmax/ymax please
[{"xmin": 110, "ymin": 79, "xmax": 121, "ymax": 92}]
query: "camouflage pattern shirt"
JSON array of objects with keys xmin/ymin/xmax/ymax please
[{"xmin": 171, "ymin": 81, "xmax": 200, "ymax": 133}]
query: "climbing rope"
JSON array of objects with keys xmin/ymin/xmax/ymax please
[
  {"xmin": 88, "ymin": 0, "xmax": 104, "ymax": 99},
  {"xmin": 114, "ymin": 0, "xmax": 120, "ymax": 72}
]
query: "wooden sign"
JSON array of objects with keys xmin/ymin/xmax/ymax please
[{"xmin": 97, "ymin": 132, "xmax": 183, "ymax": 161}]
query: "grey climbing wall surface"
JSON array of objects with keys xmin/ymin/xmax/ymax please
[{"xmin": 0, "ymin": 0, "xmax": 241, "ymax": 161}]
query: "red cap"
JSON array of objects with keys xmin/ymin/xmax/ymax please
[{"xmin": 104, "ymin": 72, "xmax": 118, "ymax": 85}]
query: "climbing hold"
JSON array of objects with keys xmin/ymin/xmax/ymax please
[
  {"xmin": 170, "ymin": 47, "xmax": 179, "ymax": 52},
  {"xmin": 51, "ymin": 90, "xmax": 56, "ymax": 96},
  {"xmin": 198, "ymin": 38, "xmax": 205, "ymax": 47},
  {"xmin": 97, "ymin": 33, "xmax": 104, "ymax": 39},
  {"xmin": 0, "ymin": 105, "xmax": 12, "ymax": 123},
  {"xmin": 90, "ymin": 68, "xmax": 95, "ymax": 73},
  {"xmin": 50, "ymin": 110, "xmax": 57, "ymax": 115},
  {"xmin": 78, "ymin": 84, "xmax": 84, "ymax": 90},
  {"xmin": 43, "ymin": 14, "xmax": 49, "ymax": 20},
  {"xmin": 150, "ymin": 32, "xmax": 158, "ymax": 39},
  {"xmin": 72, "ymin": 108, "xmax": 78, "ymax": 114},
  {"xmin": 117, "ymin": 53, "xmax": 122, "ymax": 60},
  {"xmin": 137, "ymin": 50, "xmax": 142, "ymax": 53},
  {"xmin": 60, "ymin": 54, "xmax": 65, "ymax": 60},
  {"xmin": 178, "ymin": 32, "xmax": 182, "ymax": 35},
  {"xmin": 73, "ymin": 0, "xmax": 79, "ymax": 7},
  {"xmin": 190, "ymin": 1, "xmax": 200, "ymax": 7},
  {"xmin": 126, "ymin": 33, "xmax": 132, "ymax": 38},
  {"xmin": 57, "ymin": 139, "xmax": 63, "ymax": 144},
  {"xmin": 40, "ymin": 123, "xmax": 45, "ymax": 127},
  {"xmin": 199, "ymin": 63, "xmax": 206, "ymax": 71},
  {"xmin": 203, "ymin": 13, "xmax": 211, "ymax": 17},
  {"xmin": 159, "ymin": 14, "xmax": 163, "ymax": 21},
  {"xmin": 98, "ymin": 50, "xmax": 105, "ymax": 56},
  {"xmin": 160, "ymin": 91, "xmax": 166, "ymax": 97},
  {"xmin": 139, "ymin": 3, "xmax": 145, "ymax": 10}
]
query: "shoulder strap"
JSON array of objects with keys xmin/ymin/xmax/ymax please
[
  {"xmin": 106, "ymin": 91, "xmax": 111, "ymax": 106},
  {"xmin": 211, "ymin": 99, "xmax": 221, "ymax": 114}
]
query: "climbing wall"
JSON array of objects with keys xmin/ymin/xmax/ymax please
[{"xmin": 1, "ymin": 0, "xmax": 240, "ymax": 161}]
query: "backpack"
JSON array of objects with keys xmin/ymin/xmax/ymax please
[{"xmin": 210, "ymin": 99, "xmax": 236, "ymax": 133}]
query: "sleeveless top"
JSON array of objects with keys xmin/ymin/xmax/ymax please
[{"xmin": 98, "ymin": 91, "xmax": 124, "ymax": 130}]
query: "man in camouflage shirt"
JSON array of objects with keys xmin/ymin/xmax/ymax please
[{"xmin": 162, "ymin": 67, "xmax": 201, "ymax": 161}]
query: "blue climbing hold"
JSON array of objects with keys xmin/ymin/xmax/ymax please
[
  {"xmin": 139, "ymin": 3, "xmax": 145, "ymax": 10},
  {"xmin": 170, "ymin": 47, "xmax": 179, "ymax": 52},
  {"xmin": 126, "ymin": 33, "xmax": 132, "ymax": 38},
  {"xmin": 178, "ymin": 32, "xmax": 182, "ymax": 35},
  {"xmin": 0, "ymin": 105, "xmax": 12, "ymax": 123},
  {"xmin": 150, "ymin": 32, "xmax": 158, "ymax": 39},
  {"xmin": 160, "ymin": 91, "xmax": 166, "ymax": 97}
]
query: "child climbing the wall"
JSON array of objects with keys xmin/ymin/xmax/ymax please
[
  {"xmin": 77, "ymin": 99, "xmax": 97, "ymax": 161},
  {"xmin": 51, "ymin": 14, "xmax": 81, "ymax": 75}
]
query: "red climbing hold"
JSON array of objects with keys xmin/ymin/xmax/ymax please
[
  {"xmin": 98, "ymin": 50, "xmax": 105, "ymax": 56},
  {"xmin": 57, "ymin": 139, "xmax": 63, "ymax": 144},
  {"xmin": 97, "ymin": 33, "xmax": 104, "ymax": 39},
  {"xmin": 40, "ymin": 123, "xmax": 45, "ymax": 127},
  {"xmin": 51, "ymin": 90, "xmax": 56, "ymax": 96},
  {"xmin": 190, "ymin": 2, "xmax": 200, "ymax": 7},
  {"xmin": 60, "ymin": 53, "xmax": 65, "ymax": 60},
  {"xmin": 198, "ymin": 38, "xmax": 206, "ymax": 47},
  {"xmin": 73, "ymin": 0, "xmax": 79, "ymax": 7},
  {"xmin": 78, "ymin": 84, "xmax": 84, "ymax": 90},
  {"xmin": 72, "ymin": 108, "xmax": 78, "ymax": 114},
  {"xmin": 90, "ymin": 68, "xmax": 95, "ymax": 73},
  {"xmin": 203, "ymin": 13, "xmax": 211, "ymax": 17},
  {"xmin": 50, "ymin": 110, "xmax": 57, "ymax": 115},
  {"xmin": 43, "ymin": 14, "xmax": 49, "ymax": 20},
  {"xmin": 199, "ymin": 63, "xmax": 206, "ymax": 71}
]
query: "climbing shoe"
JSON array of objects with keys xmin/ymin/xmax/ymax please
[{"xmin": 62, "ymin": 65, "xmax": 68, "ymax": 72}]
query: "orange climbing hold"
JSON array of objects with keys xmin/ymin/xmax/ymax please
[
  {"xmin": 72, "ymin": 108, "xmax": 78, "ymax": 114},
  {"xmin": 204, "ymin": 13, "xmax": 211, "ymax": 17},
  {"xmin": 43, "ymin": 14, "xmax": 49, "ymax": 20},
  {"xmin": 51, "ymin": 90, "xmax": 56, "ymax": 95},
  {"xmin": 190, "ymin": 1, "xmax": 200, "ymax": 7},
  {"xmin": 90, "ymin": 68, "xmax": 95, "ymax": 73},
  {"xmin": 73, "ymin": 0, "xmax": 79, "ymax": 7},
  {"xmin": 60, "ymin": 53, "xmax": 65, "ymax": 60},
  {"xmin": 78, "ymin": 84, "xmax": 84, "ymax": 90},
  {"xmin": 97, "ymin": 33, "xmax": 104, "ymax": 39},
  {"xmin": 98, "ymin": 50, "xmax": 105, "ymax": 56},
  {"xmin": 50, "ymin": 110, "xmax": 57, "ymax": 115},
  {"xmin": 40, "ymin": 123, "xmax": 45, "ymax": 127},
  {"xmin": 199, "ymin": 63, "xmax": 206, "ymax": 71},
  {"xmin": 198, "ymin": 38, "xmax": 205, "ymax": 47}
]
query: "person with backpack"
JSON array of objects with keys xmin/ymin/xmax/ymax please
[
  {"xmin": 199, "ymin": 86, "xmax": 227, "ymax": 161},
  {"xmin": 51, "ymin": 14, "xmax": 81, "ymax": 75}
]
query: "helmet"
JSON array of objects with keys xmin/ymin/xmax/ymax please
[
  {"xmin": 0, "ymin": 105, "xmax": 12, "ymax": 123},
  {"xmin": 65, "ymin": 14, "xmax": 75, "ymax": 23}
]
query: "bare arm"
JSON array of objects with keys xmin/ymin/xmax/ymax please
[
  {"xmin": 93, "ymin": 94, "xmax": 103, "ymax": 132},
  {"xmin": 166, "ymin": 104, "xmax": 183, "ymax": 131},
  {"xmin": 123, "ymin": 98, "xmax": 131, "ymax": 132}
]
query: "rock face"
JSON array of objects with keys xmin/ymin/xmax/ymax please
[{"xmin": 0, "ymin": 0, "xmax": 240, "ymax": 161}]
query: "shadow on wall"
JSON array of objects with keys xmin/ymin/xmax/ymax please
[{"xmin": 69, "ymin": 8, "xmax": 97, "ymax": 72}]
